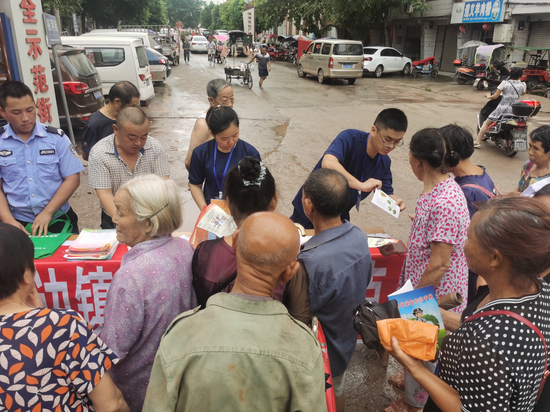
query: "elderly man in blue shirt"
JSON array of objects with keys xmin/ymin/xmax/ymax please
[
  {"xmin": 285, "ymin": 168, "xmax": 372, "ymax": 412},
  {"xmin": 0, "ymin": 81, "xmax": 83, "ymax": 236}
]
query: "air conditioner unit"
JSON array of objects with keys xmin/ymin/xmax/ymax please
[{"xmin": 493, "ymin": 24, "xmax": 513, "ymax": 43}]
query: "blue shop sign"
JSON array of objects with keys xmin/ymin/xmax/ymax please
[{"xmin": 462, "ymin": 0, "xmax": 503, "ymax": 23}]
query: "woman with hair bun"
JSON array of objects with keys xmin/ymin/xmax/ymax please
[
  {"xmin": 188, "ymin": 106, "xmax": 261, "ymax": 210},
  {"xmin": 192, "ymin": 156, "xmax": 277, "ymax": 308},
  {"xmin": 387, "ymin": 128, "xmax": 470, "ymax": 412}
]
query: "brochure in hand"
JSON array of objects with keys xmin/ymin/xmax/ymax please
[
  {"xmin": 389, "ymin": 283, "xmax": 447, "ymax": 347},
  {"xmin": 189, "ymin": 203, "xmax": 237, "ymax": 247},
  {"xmin": 371, "ymin": 188, "xmax": 400, "ymax": 219}
]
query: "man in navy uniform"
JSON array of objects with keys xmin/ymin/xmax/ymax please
[
  {"xmin": 290, "ymin": 108, "xmax": 408, "ymax": 229},
  {"xmin": 0, "ymin": 81, "xmax": 83, "ymax": 236}
]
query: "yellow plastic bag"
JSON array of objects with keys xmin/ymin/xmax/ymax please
[{"xmin": 377, "ymin": 318, "xmax": 438, "ymax": 361}]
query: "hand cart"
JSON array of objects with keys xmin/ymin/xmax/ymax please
[{"xmin": 224, "ymin": 61, "xmax": 253, "ymax": 89}]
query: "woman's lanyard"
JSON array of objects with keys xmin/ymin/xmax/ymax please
[
  {"xmin": 213, "ymin": 143, "xmax": 235, "ymax": 199},
  {"xmin": 357, "ymin": 137, "xmax": 381, "ymax": 211}
]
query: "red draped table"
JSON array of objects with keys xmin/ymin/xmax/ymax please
[
  {"xmin": 34, "ymin": 242, "xmax": 128, "ymax": 332},
  {"xmin": 34, "ymin": 234, "xmax": 404, "ymax": 332}
]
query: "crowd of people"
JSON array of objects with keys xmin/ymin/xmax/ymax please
[{"xmin": 1, "ymin": 76, "xmax": 550, "ymax": 412}]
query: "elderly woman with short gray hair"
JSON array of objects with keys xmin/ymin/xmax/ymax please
[{"xmin": 101, "ymin": 174, "xmax": 196, "ymax": 412}]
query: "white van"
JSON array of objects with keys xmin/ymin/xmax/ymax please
[
  {"xmin": 60, "ymin": 36, "xmax": 155, "ymax": 106},
  {"xmin": 83, "ymin": 30, "xmax": 164, "ymax": 55}
]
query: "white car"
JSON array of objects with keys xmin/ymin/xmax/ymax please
[
  {"xmin": 190, "ymin": 35, "xmax": 208, "ymax": 53},
  {"xmin": 363, "ymin": 46, "xmax": 413, "ymax": 78}
]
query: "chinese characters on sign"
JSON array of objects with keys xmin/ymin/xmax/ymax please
[
  {"xmin": 36, "ymin": 264, "xmax": 115, "ymax": 332},
  {"xmin": 19, "ymin": 0, "xmax": 52, "ymax": 123},
  {"xmin": 242, "ymin": 7, "xmax": 255, "ymax": 38},
  {"xmin": 462, "ymin": 0, "xmax": 503, "ymax": 23}
]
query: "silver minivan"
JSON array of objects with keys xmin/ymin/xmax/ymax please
[{"xmin": 297, "ymin": 39, "xmax": 364, "ymax": 84}]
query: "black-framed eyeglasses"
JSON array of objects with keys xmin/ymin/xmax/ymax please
[{"xmin": 379, "ymin": 131, "xmax": 404, "ymax": 148}]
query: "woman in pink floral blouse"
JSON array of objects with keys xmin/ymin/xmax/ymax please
[
  {"xmin": 400, "ymin": 128, "xmax": 470, "ymax": 313},
  {"xmin": 388, "ymin": 128, "xmax": 470, "ymax": 412}
]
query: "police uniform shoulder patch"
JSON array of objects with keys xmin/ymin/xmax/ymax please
[
  {"xmin": 163, "ymin": 306, "xmax": 201, "ymax": 338},
  {"xmin": 69, "ymin": 144, "xmax": 78, "ymax": 157},
  {"xmin": 45, "ymin": 125, "xmax": 65, "ymax": 136}
]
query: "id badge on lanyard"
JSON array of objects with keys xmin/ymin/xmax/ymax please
[
  {"xmin": 213, "ymin": 143, "xmax": 235, "ymax": 200},
  {"xmin": 357, "ymin": 137, "xmax": 380, "ymax": 211}
]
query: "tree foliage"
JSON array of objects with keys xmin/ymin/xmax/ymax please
[
  {"xmin": 166, "ymin": 0, "xmax": 203, "ymax": 28},
  {"xmin": 200, "ymin": 2, "xmax": 215, "ymax": 29},
  {"xmin": 255, "ymin": 0, "xmax": 333, "ymax": 38},
  {"xmin": 81, "ymin": 0, "xmax": 169, "ymax": 26},
  {"xmin": 42, "ymin": 0, "xmax": 82, "ymax": 18},
  {"xmin": 200, "ymin": 0, "xmax": 246, "ymax": 32},
  {"xmin": 253, "ymin": 0, "xmax": 427, "ymax": 45}
]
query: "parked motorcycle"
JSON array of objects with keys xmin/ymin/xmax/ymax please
[
  {"xmin": 477, "ymin": 94, "xmax": 541, "ymax": 157},
  {"xmin": 454, "ymin": 62, "xmax": 486, "ymax": 84},
  {"xmin": 286, "ymin": 47, "xmax": 297, "ymax": 64},
  {"xmin": 412, "ymin": 56, "xmax": 438, "ymax": 78},
  {"xmin": 475, "ymin": 61, "xmax": 510, "ymax": 90}
]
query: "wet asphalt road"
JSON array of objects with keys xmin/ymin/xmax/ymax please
[{"xmin": 70, "ymin": 52, "xmax": 550, "ymax": 411}]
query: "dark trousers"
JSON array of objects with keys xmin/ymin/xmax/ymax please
[
  {"xmin": 184, "ymin": 50, "xmax": 190, "ymax": 62},
  {"xmin": 17, "ymin": 207, "xmax": 79, "ymax": 234},
  {"xmin": 101, "ymin": 210, "xmax": 116, "ymax": 229}
]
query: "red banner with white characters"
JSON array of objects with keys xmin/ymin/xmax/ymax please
[
  {"xmin": 366, "ymin": 248, "xmax": 405, "ymax": 304},
  {"xmin": 34, "ymin": 244, "xmax": 128, "ymax": 333},
  {"xmin": 34, "ymin": 246, "xmax": 403, "ymax": 333}
]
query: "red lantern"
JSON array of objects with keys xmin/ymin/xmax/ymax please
[
  {"xmin": 459, "ymin": 25, "xmax": 466, "ymax": 33},
  {"xmin": 482, "ymin": 23, "xmax": 492, "ymax": 31}
]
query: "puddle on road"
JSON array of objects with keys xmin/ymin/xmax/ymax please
[{"xmin": 271, "ymin": 120, "xmax": 289, "ymax": 138}]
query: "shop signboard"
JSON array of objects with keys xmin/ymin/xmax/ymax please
[
  {"xmin": 0, "ymin": 0, "xmax": 59, "ymax": 124},
  {"xmin": 461, "ymin": 0, "xmax": 504, "ymax": 23}
]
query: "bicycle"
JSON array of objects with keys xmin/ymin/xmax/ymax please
[
  {"xmin": 208, "ymin": 52, "xmax": 216, "ymax": 67},
  {"xmin": 242, "ymin": 62, "xmax": 253, "ymax": 89}
]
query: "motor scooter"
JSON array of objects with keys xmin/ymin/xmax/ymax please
[
  {"xmin": 412, "ymin": 56, "xmax": 438, "ymax": 78},
  {"xmin": 475, "ymin": 61, "xmax": 510, "ymax": 90},
  {"xmin": 454, "ymin": 62, "xmax": 486, "ymax": 84},
  {"xmin": 477, "ymin": 94, "xmax": 541, "ymax": 157},
  {"xmin": 286, "ymin": 47, "xmax": 297, "ymax": 64}
]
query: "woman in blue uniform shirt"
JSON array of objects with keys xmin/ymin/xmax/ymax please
[{"xmin": 189, "ymin": 107, "xmax": 261, "ymax": 209}]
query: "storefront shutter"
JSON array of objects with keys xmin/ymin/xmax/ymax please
[{"xmin": 527, "ymin": 22, "xmax": 550, "ymax": 48}]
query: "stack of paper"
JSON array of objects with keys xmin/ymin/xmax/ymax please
[{"xmin": 65, "ymin": 229, "xmax": 119, "ymax": 260}]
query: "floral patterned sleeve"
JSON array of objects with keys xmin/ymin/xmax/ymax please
[
  {"xmin": 0, "ymin": 308, "xmax": 118, "ymax": 411},
  {"xmin": 427, "ymin": 198, "xmax": 460, "ymax": 245},
  {"xmin": 518, "ymin": 161, "xmax": 531, "ymax": 192},
  {"xmin": 63, "ymin": 311, "xmax": 119, "ymax": 395}
]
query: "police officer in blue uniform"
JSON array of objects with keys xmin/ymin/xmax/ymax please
[{"xmin": 0, "ymin": 81, "xmax": 83, "ymax": 236}]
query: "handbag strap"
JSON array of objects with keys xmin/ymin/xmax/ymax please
[
  {"xmin": 465, "ymin": 309, "xmax": 548, "ymax": 401},
  {"xmin": 460, "ymin": 183, "xmax": 497, "ymax": 198},
  {"xmin": 508, "ymin": 80, "xmax": 521, "ymax": 99},
  {"xmin": 25, "ymin": 213, "xmax": 73, "ymax": 236}
]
